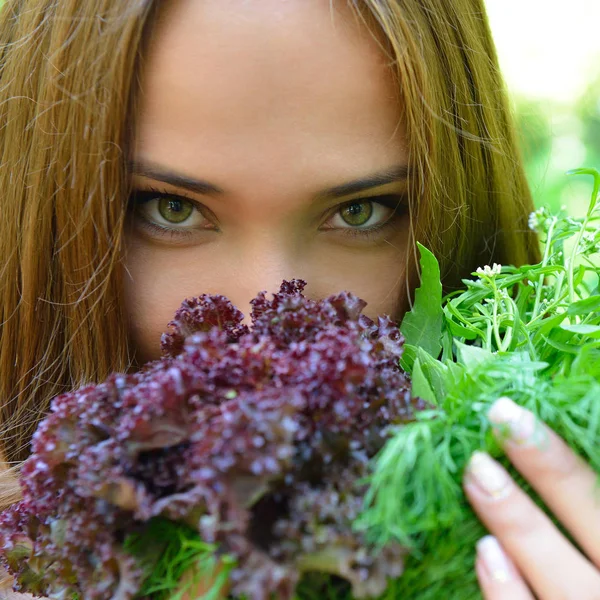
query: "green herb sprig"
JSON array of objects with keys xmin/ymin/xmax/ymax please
[
  {"xmin": 357, "ymin": 168, "xmax": 600, "ymax": 599},
  {"xmin": 124, "ymin": 518, "xmax": 233, "ymax": 600}
]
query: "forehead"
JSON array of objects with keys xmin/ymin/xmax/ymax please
[{"xmin": 135, "ymin": 0, "xmax": 404, "ymax": 186}]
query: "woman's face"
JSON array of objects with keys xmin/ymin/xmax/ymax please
[{"xmin": 124, "ymin": 0, "xmax": 415, "ymax": 364}]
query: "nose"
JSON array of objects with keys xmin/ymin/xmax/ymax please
[{"xmin": 220, "ymin": 246, "xmax": 303, "ymax": 328}]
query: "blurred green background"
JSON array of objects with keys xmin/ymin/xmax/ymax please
[{"xmin": 485, "ymin": 0, "xmax": 600, "ymax": 216}]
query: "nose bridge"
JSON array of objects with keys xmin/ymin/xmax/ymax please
[{"xmin": 227, "ymin": 235, "xmax": 301, "ymax": 325}]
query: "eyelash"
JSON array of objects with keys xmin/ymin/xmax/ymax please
[{"xmin": 127, "ymin": 188, "xmax": 408, "ymax": 243}]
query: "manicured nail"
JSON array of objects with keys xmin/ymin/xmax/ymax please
[
  {"xmin": 488, "ymin": 397, "xmax": 543, "ymax": 446},
  {"xmin": 465, "ymin": 452, "xmax": 511, "ymax": 498},
  {"xmin": 477, "ymin": 536, "xmax": 512, "ymax": 583}
]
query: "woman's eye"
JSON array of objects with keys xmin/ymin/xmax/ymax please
[
  {"xmin": 328, "ymin": 197, "xmax": 401, "ymax": 231},
  {"xmin": 130, "ymin": 190, "xmax": 210, "ymax": 229}
]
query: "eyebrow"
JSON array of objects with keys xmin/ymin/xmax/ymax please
[
  {"xmin": 315, "ymin": 164, "xmax": 409, "ymax": 200},
  {"xmin": 129, "ymin": 160, "xmax": 409, "ymax": 201},
  {"xmin": 129, "ymin": 160, "xmax": 225, "ymax": 196}
]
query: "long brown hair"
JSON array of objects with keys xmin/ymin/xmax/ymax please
[{"xmin": 0, "ymin": 0, "xmax": 539, "ymax": 505}]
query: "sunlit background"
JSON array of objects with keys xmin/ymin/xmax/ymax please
[{"xmin": 485, "ymin": 0, "xmax": 600, "ymax": 217}]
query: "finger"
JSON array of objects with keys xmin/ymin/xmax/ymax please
[
  {"xmin": 488, "ymin": 396, "xmax": 600, "ymax": 567},
  {"xmin": 464, "ymin": 451, "xmax": 600, "ymax": 599},
  {"xmin": 475, "ymin": 536, "xmax": 534, "ymax": 600}
]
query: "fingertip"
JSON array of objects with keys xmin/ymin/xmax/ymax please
[
  {"xmin": 475, "ymin": 536, "xmax": 534, "ymax": 600},
  {"xmin": 477, "ymin": 536, "xmax": 513, "ymax": 583},
  {"xmin": 463, "ymin": 452, "xmax": 512, "ymax": 501},
  {"xmin": 488, "ymin": 398, "xmax": 547, "ymax": 448}
]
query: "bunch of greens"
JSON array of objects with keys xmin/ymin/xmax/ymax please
[
  {"xmin": 1, "ymin": 166, "xmax": 598, "ymax": 600},
  {"xmin": 122, "ymin": 167, "xmax": 600, "ymax": 600},
  {"xmin": 355, "ymin": 167, "xmax": 600, "ymax": 599},
  {"xmin": 0, "ymin": 281, "xmax": 422, "ymax": 600}
]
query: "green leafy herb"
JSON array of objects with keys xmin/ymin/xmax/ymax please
[
  {"xmin": 124, "ymin": 518, "xmax": 233, "ymax": 600},
  {"xmin": 399, "ymin": 242, "xmax": 444, "ymax": 365},
  {"xmin": 358, "ymin": 167, "xmax": 600, "ymax": 599}
]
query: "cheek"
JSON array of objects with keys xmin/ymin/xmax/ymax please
[
  {"xmin": 123, "ymin": 264, "xmax": 187, "ymax": 364},
  {"xmin": 377, "ymin": 249, "xmax": 418, "ymax": 323},
  {"xmin": 331, "ymin": 253, "xmax": 413, "ymax": 323},
  {"xmin": 304, "ymin": 236, "xmax": 416, "ymax": 324},
  {"xmin": 122, "ymin": 240, "xmax": 219, "ymax": 364}
]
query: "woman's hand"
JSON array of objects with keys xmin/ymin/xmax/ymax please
[{"xmin": 463, "ymin": 397, "xmax": 600, "ymax": 599}]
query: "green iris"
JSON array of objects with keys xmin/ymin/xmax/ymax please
[
  {"xmin": 158, "ymin": 198, "xmax": 193, "ymax": 224},
  {"xmin": 341, "ymin": 201, "xmax": 372, "ymax": 226}
]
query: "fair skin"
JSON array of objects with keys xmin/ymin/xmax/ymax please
[{"xmin": 5, "ymin": 1, "xmax": 598, "ymax": 598}]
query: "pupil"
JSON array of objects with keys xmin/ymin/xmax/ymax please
[{"xmin": 169, "ymin": 200, "xmax": 182, "ymax": 212}]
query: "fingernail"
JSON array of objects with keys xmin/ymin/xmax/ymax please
[
  {"xmin": 488, "ymin": 397, "xmax": 543, "ymax": 446},
  {"xmin": 465, "ymin": 452, "xmax": 511, "ymax": 498},
  {"xmin": 476, "ymin": 536, "xmax": 513, "ymax": 583}
]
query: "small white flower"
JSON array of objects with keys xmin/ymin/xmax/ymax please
[
  {"xmin": 528, "ymin": 211, "xmax": 539, "ymax": 232},
  {"xmin": 528, "ymin": 207, "xmax": 553, "ymax": 232},
  {"xmin": 476, "ymin": 263, "xmax": 502, "ymax": 278}
]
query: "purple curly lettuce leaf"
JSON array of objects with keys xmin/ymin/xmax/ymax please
[
  {"xmin": 0, "ymin": 279, "xmax": 424, "ymax": 600},
  {"xmin": 0, "ymin": 497, "xmax": 144, "ymax": 600},
  {"xmin": 242, "ymin": 462, "xmax": 406, "ymax": 600},
  {"xmin": 161, "ymin": 295, "xmax": 249, "ymax": 357},
  {"xmin": 249, "ymin": 281, "xmax": 369, "ymax": 347}
]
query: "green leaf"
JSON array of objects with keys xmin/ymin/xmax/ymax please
[
  {"xmin": 416, "ymin": 347, "xmax": 448, "ymax": 403},
  {"xmin": 443, "ymin": 359, "xmax": 466, "ymax": 389},
  {"xmin": 532, "ymin": 311, "xmax": 568, "ymax": 337},
  {"xmin": 567, "ymin": 168, "xmax": 600, "ymax": 216},
  {"xmin": 540, "ymin": 334, "xmax": 584, "ymax": 354},
  {"xmin": 400, "ymin": 243, "xmax": 443, "ymax": 358},
  {"xmin": 567, "ymin": 296, "xmax": 600, "ymax": 316},
  {"xmin": 400, "ymin": 344, "xmax": 418, "ymax": 373},
  {"xmin": 454, "ymin": 341, "xmax": 493, "ymax": 369},
  {"xmin": 571, "ymin": 346, "xmax": 600, "ymax": 377},
  {"xmin": 443, "ymin": 305, "xmax": 481, "ymax": 340},
  {"xmin": 441, "ymin": 329, "xmax": 454, "ymax": 363},
  {"xmin": 411, "ymin": 357, "xmax": 437, "ymax": 405},
  {"xmin": 560, "ymin": 324, "xmax": 600, "ymax": 337}
]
